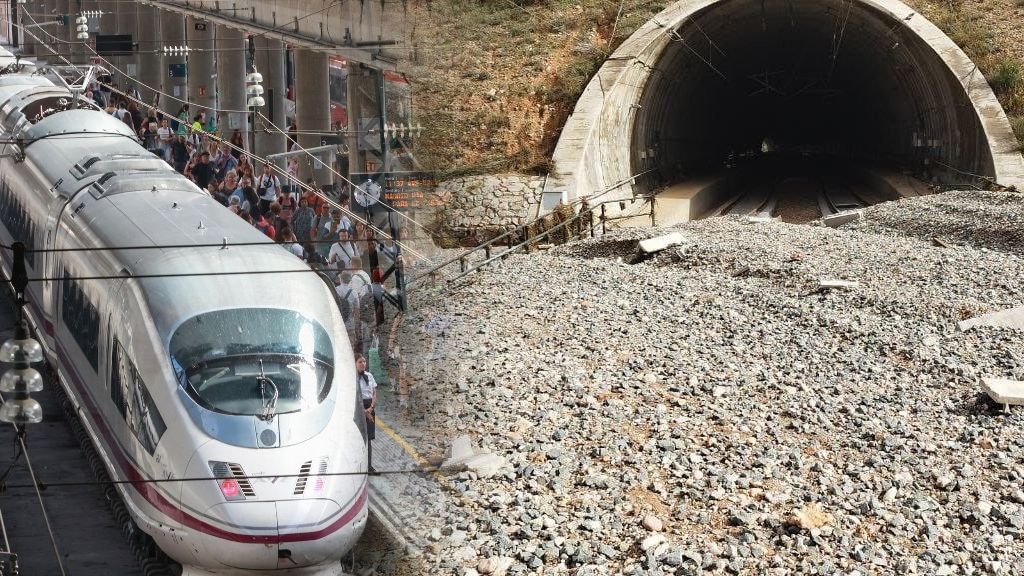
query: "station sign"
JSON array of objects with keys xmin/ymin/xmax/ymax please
[{"xmin": 351, "ymin": 171, "xmax": 439, "ymax": 212}]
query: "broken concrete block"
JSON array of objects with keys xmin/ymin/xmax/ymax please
[
  {"xmin": 439, "ymin": 435, "xmax": 511, "ymax": 478},
  {"xmin": 981, "ymin": 377, "xmax": 1024, "ymax": 411},
  {"xmin": 446, "ymin": 434, "xmax": 474, "ymax": 463},
  {"xmin": 637, "ymin": 232, "xmax": 684, "ymax": 255},
  {"xmin": 461, "ymin": 451, "xmax": 511, "ymax": 479},
  {"xmin": 744, "ymin": 215, "xmax": 777, "ymax": 224},
  {"xmin": 816, "ymin": 279, "xmax": 860, "ymax": 291},
  {"xmin": 822, "ymin": 210, "xmax": 863, "ymax": 228},
  {"xmin": 958, "ymin": 307, "xmax": 1024, "ymax": 332}
]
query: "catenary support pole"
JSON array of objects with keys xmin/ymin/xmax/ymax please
[{"xmin": 294, "ymin": 48, "xmax": 332, "ymax": 187}]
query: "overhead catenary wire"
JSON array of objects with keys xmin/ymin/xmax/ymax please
[
  {"xmin": 67, "ymin": 27, "xmax": 440, "ymax": 263},
  {"xmin": 12, "ymin": 12, "xmax": 440, "ymax": 269},
  {"xmin": 2, "ymin": 267, "xmax": 390, "ymax": 283},
  {"xmin": 2, "ymin": 466, "xmax": 443, "ymax": 491},
  {"xmin": 37, "ymin": 16, "xmax": 434, "ymax": 240}
]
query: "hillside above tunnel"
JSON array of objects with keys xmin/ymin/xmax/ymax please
[{"xmin": 408, "ymin": 0, "xmax": 1024, "ymax": 178}]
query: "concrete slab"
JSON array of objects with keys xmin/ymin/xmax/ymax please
[
  {"xmin": 958, "ymin": 307, "xmax": 1024, "ymax": 332},
  {"xmin": 816, "ymin": 279, "xmax": 860, "ymax": 291},
  {"xmin": 980, "ymin": 378, "xmax": 1024, "ymax": 410},
  {"xmin": 638, "ymin": 232, "xmax": 685, "ymax": 254},
  {"xmin": 446, "ymin": 434, "xmax": 474, "ymax": 463},
  {"xmin": 822, "ymin": 210, "xmax": 863, "ymax": 228}
]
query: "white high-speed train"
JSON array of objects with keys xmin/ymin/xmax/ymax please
[{"xmin": 0, "ymin": 48, "xmax": 368, "ymax": 575}]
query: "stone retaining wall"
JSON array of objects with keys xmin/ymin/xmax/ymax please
[{"xmin": 438, "ymin": 174, "xmax": 545, "ymax": 243}]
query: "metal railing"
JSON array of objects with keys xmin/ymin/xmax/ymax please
[{"xmin": 408, "ymin": 195, "xmax": 656, "ymax": 290}]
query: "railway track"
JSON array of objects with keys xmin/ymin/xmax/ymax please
[
  {"xmin": 817, "ymin": 176, "xmax": 868, "ymax": 216},
  {"xmin": 709, "ymin": 173, "xmax": 868, "ymax": 222}
]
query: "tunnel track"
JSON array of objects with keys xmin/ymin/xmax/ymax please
[{"xmin": 712, "ymin": 172, "xmax": 868, "ymax": 222}]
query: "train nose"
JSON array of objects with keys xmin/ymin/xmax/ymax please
[
  {"xmin": 202, "ymin": 502, "xmax": 279, "ymax": 569},
  {"xmin": 201, "ymin": 499, "xmax": 362, "ymax": 571}
]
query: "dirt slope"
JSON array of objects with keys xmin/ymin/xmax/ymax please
[{"xmin": 406, "ymin": 0, "xmax": 1024, "ymax": 175}]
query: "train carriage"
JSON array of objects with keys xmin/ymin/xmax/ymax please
[{"xmin": 0, "ymin": 48, "xmax": 368, "ymax": 576}]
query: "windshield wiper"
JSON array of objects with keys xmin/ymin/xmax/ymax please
[{"xmin": 256, "ymin": 358, "xmax": 279, "ymax": 421}]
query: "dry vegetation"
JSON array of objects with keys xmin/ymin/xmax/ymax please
[{"xmin": 406, "ymin": 0, "xmax": 1024, "ymax": 175}]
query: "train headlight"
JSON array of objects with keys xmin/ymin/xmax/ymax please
[{"xmin": 209, "ymin": 461, "xmax": 254, "ymax": 501}]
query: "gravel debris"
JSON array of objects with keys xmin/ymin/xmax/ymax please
[{"xmin": 398, "ymin": 190, "xmax": 1024, "ymax": 575}]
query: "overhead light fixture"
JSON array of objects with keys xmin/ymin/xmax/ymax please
[
  {"xmin": 162, "ymin": 45, "xmax": 191, "ymax": 56},
  {"xmin": 0, "ymin": 321, "xmax": 44, "ymax": 426}
]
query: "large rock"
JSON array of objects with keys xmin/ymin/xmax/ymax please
[{"xmin": 440, "ymin": 435, "xmax": 511, "ymax": 478}]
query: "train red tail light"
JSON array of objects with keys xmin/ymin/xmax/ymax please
[
  {"xmin": 220, "ymin": 478, "xmax": 244, "ymax": 500},
  {"xmin": 313, "ymin": 458, "xmax": 329, "ymax": 493},
  {"xmin": 209, "ymin": 461, "xmax": 254, "ymax": 501}
]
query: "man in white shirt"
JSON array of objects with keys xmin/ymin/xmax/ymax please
[
  {"xmin": 157, "ymin": 119, "xmax": 173, "ymax": 162},
  {"xmin": 256, "ymin": 164, "xmax": 282, "ymax": 215},
  {"xmin": 335, "ymin": 271, "xmax": 361, "ymax": 350},
  {"xmin": 328, "ymin": 228, "xmax": 358, "ymax": 271},
  {"xmin": 113, "ymin": 102, "xmax": 130, "ymax": 123},
  {"xmin": 347, "ymin": 257, "xmax": 372, "ymax": 300}
]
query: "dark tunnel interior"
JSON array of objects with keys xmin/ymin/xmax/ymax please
[{"xmin": 631, "ymin": 0, "xmax": 996, "ymax": 200}]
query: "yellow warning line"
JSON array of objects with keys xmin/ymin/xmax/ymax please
[
  {"xmin": 375, "ymin": 417, "xmax": 455, "ymax": 489},
  {"xmin": 376, "ymin": 418, "xmax": 431, "ymax": 468}
]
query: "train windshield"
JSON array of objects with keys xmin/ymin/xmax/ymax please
[{"xmin": 169, "ymin": 309, "xmax": 334, "ymax": 417}]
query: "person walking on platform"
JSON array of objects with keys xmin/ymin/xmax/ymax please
[{"xmin": 356, "ymin": 355, "xmax": 377, "ymax": 472}]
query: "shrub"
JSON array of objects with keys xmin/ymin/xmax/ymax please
[
  {"xmin": 989, "ymin": 59, "xmax": 1023, "ymax": 96},
  {"xmin": 1010, "ymin": 116, "xmax": 1024, "ymax": 149}
]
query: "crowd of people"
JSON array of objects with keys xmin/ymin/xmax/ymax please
[{"xmin": 84, "ymin": 86, "xmax": 402, "ymax": 356}]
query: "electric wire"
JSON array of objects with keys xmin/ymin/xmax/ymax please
[
  {"xmin": 2, "ymin": 466, "xmax": 442, "ymax": 491},
  {"xmin": 0, "ymin": 234, "xmax": 465, "ymax": 254},
  {"xmin": 2, "ymin": 268, "xmax": 394, "ymax": 283},
  {"xmin": 70, "ymin": 33, "xmax": 440, "ymax": 263},
  {"xmin": 13, "ymin": 11, "xmax": 440, "ymax": 269},
  {"xmin": 3, "ymin": 22, "xmax": 438, "ymax": 287}
]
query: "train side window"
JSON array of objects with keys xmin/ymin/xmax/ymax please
[
  {"xmin": 111, "ymin": 338, "xmax": 167, "ymax": 454},
  {"xmin": 60, "ymin": 268, "xmax": 99, "ymax": 371},
  {"xmin": 110, "ymin": 338, "xmax": 127, "ymax": 420},
  {"xmin": 0, "ymin": 176, "xmax": 36, "ymax": 268}
]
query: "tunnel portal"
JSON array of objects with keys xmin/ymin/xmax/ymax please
[{"xmin": 543, "ymin": 0, "xmax": 1024, "ymax": 215}]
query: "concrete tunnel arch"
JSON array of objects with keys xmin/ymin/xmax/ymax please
[{"xmin": 540, "ymin": 0, "xmax": 1024, "ymax": 212}]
